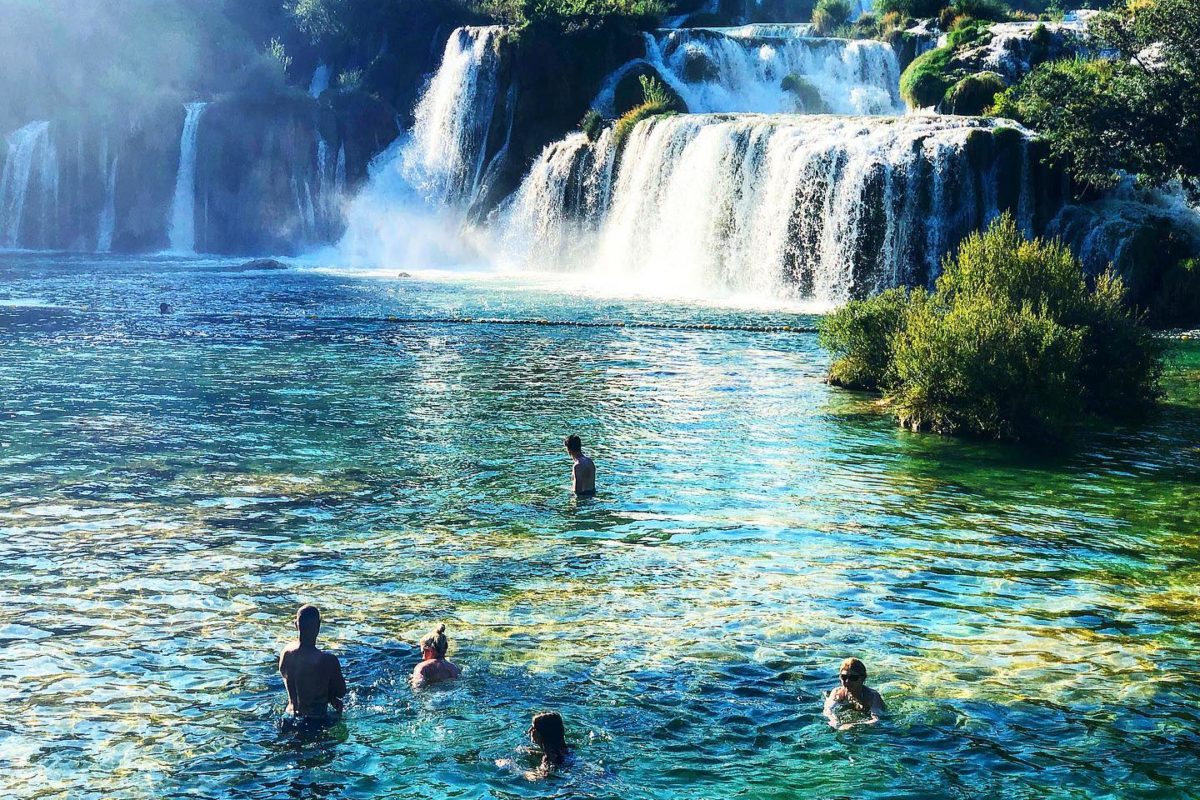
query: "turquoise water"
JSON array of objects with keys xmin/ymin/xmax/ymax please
[{"xmin": 2, "ymin": 253, "xmax": 1198, "ymax": 799}]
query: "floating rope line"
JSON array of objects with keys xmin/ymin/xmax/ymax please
[{"xmin": 373, "ymin": 316, "xmax": 818, "ymax": 334}]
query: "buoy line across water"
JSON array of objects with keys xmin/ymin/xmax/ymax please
[{"xmin": 66, "ymin": 308, "xmax": 821, "ymax": 334}]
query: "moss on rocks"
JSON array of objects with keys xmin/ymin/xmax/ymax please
[
  {"xmin": 900, "ymin": 44, "xmax": 956, "ymax": 108},
  {"xmin": 781, "ymin": 74, "xmax": 829, "ymax": 113},
  {"xmin": 942, "ymin": 71, "xmax": 1007, "ymax": 115}
]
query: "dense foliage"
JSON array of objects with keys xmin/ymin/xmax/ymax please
[
  {"xmin": 812, "ymin": 0, "xmax": 853, "ymax": 34},
  {"xmin": 992, "ymin": 0, "xmax": 1200, "ymax": 192},
  {"xmin": 820, "ymin": 214, "xmax": 1163, "ymax": 441}
]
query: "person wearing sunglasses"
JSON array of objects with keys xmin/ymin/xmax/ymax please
[{"xmin": 822, "ymin": 657, "xmax": 885, "ymax": 730}]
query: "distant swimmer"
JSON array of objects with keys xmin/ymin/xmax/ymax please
[
  {"xmin": 564, "ymin": 434, "xmax": 596, "ymax": 495},
  {"xmin": 823, "ymin": 657, "xmax": 885, "ymax": 730},
  {"xmin": 159, "ymin": 302, "xmax": 172, "ymax": 314},
  {"xmin": 528, "ymin": 711, "xmax": 571, "ymax": 772},
  {"xmin": 411, "ymin": 623, "xmax": 461, "ymax": 688},
  {"xmin": 278, "ymin": 604, "xmax": 347, "ymax": 722}
]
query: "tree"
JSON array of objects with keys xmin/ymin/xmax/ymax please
[{"xmin": 992, "ymin": 0, "xmax": 1200, "ymax": 193}]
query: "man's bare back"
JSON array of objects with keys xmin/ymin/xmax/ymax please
[
  {"xmin": 280, "ymin": 605, "xmax": 346, "ymax": 718},
  {"xmin": 572, "ymin": 455, "xmax": 596, "ymax": 495}
]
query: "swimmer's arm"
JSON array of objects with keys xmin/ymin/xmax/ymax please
[
  {"xmin": 279, "ymin": 649, "xmax": 300, "ymax": 714},
  {"xmin": 328, "ymin": 655, "xmax": 346, "ymax": 714},
  {"xmin": 411, "ymin": 662, "xmax": 427, "ymax": 688},
  {"xmin": 571, "ymin": 462, "xmax": 582, "ymax": 492},
  {"xmin": 823, "ymin": 692, "xmax": 840, "ymax": 728},
  {"xmin": 866, "ymin": 691, "xmax": 885, "ymax": 724}
]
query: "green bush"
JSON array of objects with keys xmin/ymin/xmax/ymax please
[
  {"xmin": 612, "ymin": 74, "xmax": 680, "ymax": 148},
  {"xmin": 812, "ymin": 0, "xmax": 853, "ymax": 33},
  {"xmin": 820, "ymin": 287, "xmax": 918, "ymax": 390},
  {"xmin": 900, "ymin": 44, "xmax": 955, "ymax": 107},
  {"xmin": 580, "ymin": 108, "xmax": 604, "ymax": 141},
  {"xmin": 820, "ymin": 214, "xmax": 1164, "ymax": 442},
  {"xmin": 943, "ymin": 71, "xmax": 1007, "ymax": 114},
  {"xmin": 1148, "ymin": 258, "xmax": 1200, "ymax": 329},
  {"xmin": 951, "ymin": 0, "xmax": 1011, "ymax": 21},
  {"xmin": 874, "ymin": 0, "xmax": 950, "ymax": 18}
]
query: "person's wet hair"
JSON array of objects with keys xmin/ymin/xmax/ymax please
[
  {"xmin": 564, "ymin": 434, "xmax": 582, "ymax": 454},
  {"xmin": 420, "ymin": 623, "xmax": 449, "ymax": 659},
  {"xmin": 530, "ymin": 711, "xmax": 568, "ymax": 764}
]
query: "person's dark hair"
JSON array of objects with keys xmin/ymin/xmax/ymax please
[
  {"xmin": 530, "ymin": 711, "xmax": 568, "ymax": 764},
  {"xmin": 296, "ymin": 604, "xmax": 321, "ymax": 641},
  {"xmin": 420, "ymin": 623, "xmax": 449, "ymax": 658},
  {"xmin": 564, "ymin": 435, "xmax": 582, "ymax": 454}
]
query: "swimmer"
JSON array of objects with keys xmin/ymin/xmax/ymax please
[
  {"xmin": 411, "ymin": 623, "xmax": 462, "ymax": 688},
  {"xmin": 528, "ymin": 711, "xmax": 571, "ymax": 772},
  {"xmin": 823, "ymin": 657, "xmax": 885, "ymax": 730},
  {"xmin": 278, "ymin": 604, "xmax": 347, "ymax": 721},
  {"xmin": 564, "ymin": 434, "xmax": 596, "ymax": 496}
]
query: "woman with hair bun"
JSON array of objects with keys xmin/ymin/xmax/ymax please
[{"xmin": 411, "ymin": 623, "xmax": 461, "ymax": 688}]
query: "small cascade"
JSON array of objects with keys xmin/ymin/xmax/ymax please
[
  {"xmin": 168, "ymin": 102, "xmax": 207, "ymax": 254},
  {"xmin": 0, "ymin": 121, "xmax": 54, "ymax": 248},
  {"xmin": 403, "ymin": 25, "xmax": 507, "ymax": 206},
  {"xmin": 335, "ymin": 143, "xmax": 347, "ymax": 197},
  {"xmin": 97, "ymin": 136, "xmax": 117, "ymax": 253},
  {"xmin": 501, "ymin": 115, "xmax": 1050, "ymax": 303},
  {"xmin": 642, "ymin": 28, "xmax": 904, "ymax": 115}
]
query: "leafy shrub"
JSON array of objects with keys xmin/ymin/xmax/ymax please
[
  {"xmin": 580, "ymin": 108, "xmax": 604, "ymax": 141},
  {"xmin": 874, "ymin": 0, "xmax": 950, "ymax": 18},
  {"xmin": 951, "ymin": 0, "xmax": 1011, "ymax": 21},
  {"xmin": 943, "ymin": 71, "xmax": 1007, "ymax": 114},
  {"xmin": 820, "ymin": 214, "xmax": 1164, "ymax": 441},
  {"xmin": 612, "ymin": 74, "xmax": 680, "ymax": 148},
  {"xmin": 820, "ymin": 287, "xmax": 918, "ymax": 390},
  {"xmin": 900, "ymin": 44, "xmax": 955, "ymax": 107},
  {"xmin": 336, "ymin": 68, "xmax": 363, "ymax": 90},
  {"xmin": 812, "ymin": 0, "xmax": 853, "ymax": 33}
]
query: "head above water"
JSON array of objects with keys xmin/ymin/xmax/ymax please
[
  {"xmin": 529, "ymin": 711, "xmax": 568, "ymax": 761},
  {"xmin": 296, "ymin": 604, "xmax": 321, "ymax": 644},
  {"xmin": 420, "ymin": 623, "xmax": 448, "ymax": 659},
  {"xmin": 839, "ymin": 657, "xmax": 867, "ymax": 684},
  {"xmin": 564, "ymin": 434, "xmax": 582, "ymax": 456}
]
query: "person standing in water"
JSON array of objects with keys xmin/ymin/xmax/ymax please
[
  {"xmin": 411, "ymin": 623, "xmax": 462, "ymax": 687},
  {"xmin": 278, "ymin": 604, "xmax": 347, "ymax": 721},
  {"xmin": 823, "ymin": 657, "xmax": 885, "ymax": 729},
  {"xmin": 564, "ymin": 435, "xmax": 596, "ymax": 496}
]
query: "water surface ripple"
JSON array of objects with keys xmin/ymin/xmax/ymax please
[{"xmin": 1, "ymin": 254, "xmax": 1198, "ymax": 799}]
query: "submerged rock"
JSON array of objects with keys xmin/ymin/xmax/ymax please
[{"xmin": 235, "ymin": 258, "xmax": 289, "ymax": 271}]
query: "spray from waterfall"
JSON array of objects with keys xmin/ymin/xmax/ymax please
[{"xmin": 168, "ymin": 102, "xmax": 207, "ymax": 254}]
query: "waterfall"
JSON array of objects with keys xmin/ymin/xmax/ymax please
[
  {"xmin": 97, "ymin": 138, "xmax": 117, "ymax": 253},
  {"xmin": 403, "ymin": 26, "xmax": 507, "ymax": 206},
  {"xmin": 642, "ymin": 29, "xmax": 904, "ymax": 115},
  {"xmin": 168, "ymin": 102, "xmax": 207, "ymax": 254},
  {"xmin": 0, "ymin": 121, "xmax": 53, "ymax": 248},
  {"xmin": 335, "ymin": 143, "xmax": 347, "ymax": 197},
  {"xmin": 500, "ymin": 115, "xmax": 1045, "ymax": 304},
  {"xmin": 309, "ymin": 63, "xmax": 331, "ymax": 98}
]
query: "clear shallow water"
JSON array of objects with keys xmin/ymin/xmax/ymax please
[{"xmin": 1, "ymin": 253, "xmax": 1198, "ymax": 800}]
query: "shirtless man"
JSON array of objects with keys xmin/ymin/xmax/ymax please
[
  {"xmin": 564, "ymin": 435, "xmax": 596, "ymax": 496},
  {"xmin": 823, "ymin": 657, "xmax": 885, "ymax": 730},
  {"xmin": 279, "ymin": 604, "xmax": 347, "ymax": 720}
]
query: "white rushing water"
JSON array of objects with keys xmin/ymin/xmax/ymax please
[
  {"xmin": 96, "ymin": 136, "xmax": 117, "ymax": 253},
  {"xmin": 500, "ymin": 114, "xmax": 1042, "ymax": 304},
  {"xmin": 403, "ymin": 25, "xmax": 507, "ymax": 206},
  {"xmin": 168, "ymin": 102, "xmax": 207, "ymax": 254},
  {"xmin": 0, "ymin": 121, "xmax": 55, "ymax": 248},
  {"xmin": 594, "ymin": 29, "xmax": 903, "ymax": 117},
  {"xmin": 309, "ymin": 63, "xmax": 331, "ymax": 98}
]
